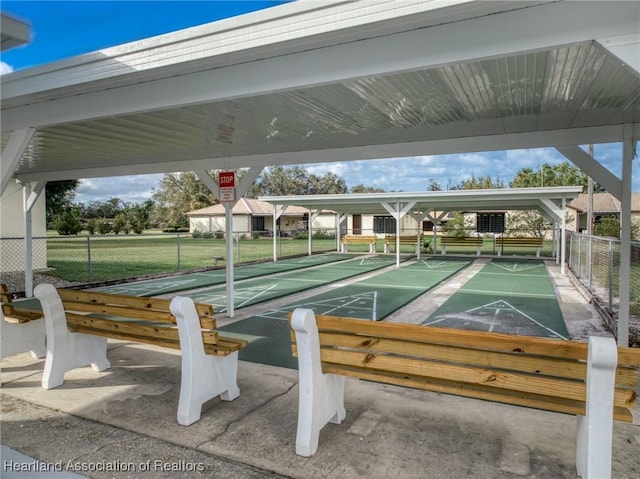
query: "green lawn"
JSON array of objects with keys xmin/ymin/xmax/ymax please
[{"xmin": 45, "ymin": 233, "xmax": 337, "ymax": 282}]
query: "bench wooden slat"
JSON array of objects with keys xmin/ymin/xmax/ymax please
[
  {"xmin": 317, "ymin": 347, "xmax": 636, "ymax": 408},
  {"xmin": 58, "ymin": 289, "xmax": 215, "ymax": 329},
  {"xmin": 58, "ymin": 289, "xmax": 215, "ymax": 319},
  {"xmin": 497, "ymin": 237, "xmax": 543, "ymax": 246},
  {"xmin": 321, "ymin": 363, "xmax": 634, "ymax": 423},
  {"xmin": 311, "ymin": 315, "xmax": 590, "ymax": 359},
  {"xmin": 308, "ymin": 332, "xmax": 637, "ymax": 386},
  {"xmin": 440, "ymin": 236, "xmax": 483, "ymax": 245},
  {"xmin": 65, "ymin": 312, "xmax": 219, "ymax": 345},
  {"xmin": 341, "ymin": 236, "xmax": 377, "ymax": 243}
]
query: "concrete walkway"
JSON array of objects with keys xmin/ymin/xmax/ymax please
[{"xmin": 2, "ymin": 258, "xmax": 639, "ymax": 479}]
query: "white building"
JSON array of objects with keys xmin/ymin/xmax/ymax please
[{"xmin": 186, "ymin": 198, "xmax": 336, "ymax": 237}]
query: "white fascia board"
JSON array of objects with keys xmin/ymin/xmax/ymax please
[
  {"xmin": 12, "ymin": 126, "xmax": 639, "ymax": 183},
  {"xmin": 2, "ymin": 1, "xmax": 635, "ymax": 131},
  {"xmin": 0, "ymin": 0, "xmax": 503, "ymax": 101}
]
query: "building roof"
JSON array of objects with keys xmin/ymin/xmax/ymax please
[
  {"xmin": 1, "ymin": 13, "xmax": 30, "ymax": 52},
  {"xmin": 259, "ymin": 186, "xmax": 583, "ymax": 222},
  {"xmin": 567, "ymin": 192, "xmax": 640, "ymax": 214},
  {"xmin": 186, "ymin": 198, "xmax": 312, "ymax": 217},
  {"xmin": 1, "ymin": 0, "xmax": 639, "ymax": 193}
]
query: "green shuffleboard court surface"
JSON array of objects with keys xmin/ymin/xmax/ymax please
[
  {"xmin": 219, "ymin": 257, "xmax": 471, "ymax": 369},
  {"xmin": 90, "ymin": 253, "xmax": 357, "ymax": 296},
  {"xmin": 422, "ymin": 258, "xmax": 568, "ymax": 339},
  {"xmin": 182, "ymin": 255, "xmax": 412, "ymax": 313}
]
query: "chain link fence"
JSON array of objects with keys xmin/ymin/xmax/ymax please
[
  {"xmin": 566, "ymin": 231, "xmax": 640, "ymax": 344},
  {"xmin": 1, "ymin": 232, "xmax": 336, "ymax": 285}
]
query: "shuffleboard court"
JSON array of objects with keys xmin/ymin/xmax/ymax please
[
  {"xmin": 90, "ymin": 253, "xmax": 357, "ymax": 296},
  {"xmin": 422, "ymin": 258, "xmax": 569, "ymax": 339},
  {"xmin": 218, "ymin": 257, "xmax": 471, "ymax": 369},
  {"xmin": 182, "ymin": 255, "xmax": 409, "ymax": 313}
]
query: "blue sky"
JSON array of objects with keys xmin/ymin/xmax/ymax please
[{"xmin": 1, "ymin": 1, "xmax": 634, "ymax": 203}]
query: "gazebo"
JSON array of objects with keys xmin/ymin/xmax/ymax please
[{"xmin": 1, "ymin": 0, "xmax": 638, "ymax": 342}]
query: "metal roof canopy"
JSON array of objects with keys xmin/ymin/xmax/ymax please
[
  {"xmin": 259, "ymin": 186, "xmax": 582, "ymax": 268},
  {"xmin": 1, "ymin": 0, "xmax": 638, "ymax": 344},
  {"xmin": 259, "ymin": 186, "xmax": 582, "ymax": 217},
  {"xmin": 1, "ymin": 1, "xmax": 639, "ymax": 186}
]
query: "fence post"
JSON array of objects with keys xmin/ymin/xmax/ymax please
[
  {"xmin": 87, "ymin": 236, "xmax": 92, "ymax": 282},
  {"xmin": 608, "ymin": 240, "xmax": 614, "ymax": 313},
  {"xmin": 577, "ymin": 235, "xmax": 582, "ymax": 278},
  {"xmin": 588, "ymin": 235, "xmax": 593, "ymax": 291},
  {"xmin": 177, "ymin": 234, "xmax": 181, "ymax": 271}
]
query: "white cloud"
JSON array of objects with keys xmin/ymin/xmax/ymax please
[
  {"xmin": 0, "ymin": 62, "xmax": 14, "ymax": 75},
  {"xmin": 75, "ymin": 174, "xmax": 163, "ymax": 204}
]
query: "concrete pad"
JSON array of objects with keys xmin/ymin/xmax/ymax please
[{"xmin": 3, "ymin": 342, "xmax": 639, "ymax": 479}]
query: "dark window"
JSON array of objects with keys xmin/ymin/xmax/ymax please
[
  {"xmin": 252, "ymin": 216, "xmax": 265, "ymax": 232},
  {"xmin": 422, "ymin": 221, "xmax": 435, "ymax": 232},
  {"xmin": 353, "ymin": 214, "xmax": 362, "ymax": 235},
  {"xmin": 476, "ymin": 213, "xmax": 505, "ymax": 233},
  {"xmin": 373, "ymin": 216, "xmax": 395, "ymax": 234}
]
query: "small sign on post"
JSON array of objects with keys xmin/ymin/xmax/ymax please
[{"xmin": 219, "ymin": 171, "xmax": 235, "ymax": 202}]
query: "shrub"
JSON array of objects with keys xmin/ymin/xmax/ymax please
[{"xmin": 53, "ymin": 210, "xmax": 82, "ymax": 235}]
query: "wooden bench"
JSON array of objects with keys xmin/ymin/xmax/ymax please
[
  {"xmin": 340, "ymin": 235, "xmax": 377, "ymax": 253},
  {"xmin": 383, "ymin": 235, "xmax": 422, "ymax": 256},
  {"xmin": 33, "ymin": 283, "xmax": 248, "ymax": 426},
  {"xmin": 1, "ymin": 284, "xmax": 46, "ymax": 359},
  {"xmin": 497, "ymin": 236, "xmax": 544, "ymax": 257},
  {"xmin": 439, "ymin": 235, "xmax": 484, "ymax": 256},
  {"xmin": 289, "ymin": 309, "xmax": 640, "ymax": 478}
]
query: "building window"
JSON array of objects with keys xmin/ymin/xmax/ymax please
[
  {"xmin": 373, "ymin": 216, "xmax": 395, "ymax": 234},
  {"xmin": 476, "ymin": 213, "xmax": 505, "ymax": 234},
  {"xmin": 252, "ymin": 216, "xmax": 265, "ymax": 232}
]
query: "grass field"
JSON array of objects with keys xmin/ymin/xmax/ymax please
[
  {"xmin": 43, "ymin": 232, "xmax": 558, "ymax": 283},
  {"xmin": 46, "ymin": 233, "xmax": 337, "ymax": 282}
]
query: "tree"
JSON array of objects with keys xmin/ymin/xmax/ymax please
[
  {"xmin": 442, "ymin": 212, "xmax": 474, "ymax": 237},
  {"xmin": 350, "ymin": 184, "xmax": 386, "ymax": 193},
  {"xmin": 507, "ymin": 211, "xmax": 550, "ymax": 237},
  {"xmin": 245, "ymin": 166, "xmax": 349, "ymax": 197},
  {"xmin": 510, "ymin": 161, "xmax": 605, "ymax": 192},
  {"xmin": 46, "ymin": 180, "xmax": 78, "ymax": 226},
  {"xmin": 593, "ymin": 216, "xmax": 639, "ymax": 240},
  {"xmin": 427, "ymin": 178, "xmax": 442, "ymax": 191},
  {"xmin": 151, "ymin": 172, "xmax": 218, "ymax": 229},
  {"xmin": 451, "ymin": 175, "xmax": 505, "ymax": 190}
]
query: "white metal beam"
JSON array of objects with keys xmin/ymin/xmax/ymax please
[
  {"xmin": 1, "ymin": 128, "xmax": 35, "ymax": 195},
  {"xmin": 555, "ymin": 146, "xmax": 622, "ymax": 200}
]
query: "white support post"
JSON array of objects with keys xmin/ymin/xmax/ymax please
[
  {"xmin": 561, "ymin": 197, "xmax": 567, "ymax": 274},
  {"xmin": 309, "ymin": 210, "xmax": 320, "ymax": 256},
  {"xmin": 34, "ymin": 284, "xmax": 110, "ymax": 389},
  {"xmin": 575, "ymin": 336, "xmax": 617, "ymax": 479},
  {"xmin": 19, "ymin": 181, "xmax": 44, "ymax": 297},
  {"xmin": 22, "ymin": 182, "xmax": 33, "ymax": 298},
  {"xmin": 170, "ymin": 296, "xmax": 240, "ymax": 426},
  {"xmin": 617, "ymin": 126, "xmax": 634, "ymax": 346},
  {"xmin": 225, "ymin": 204, "xmax": 235, "ymax": 318},
  {"xmin": 291, "ymin": 308, "xmax": 346, "ymax": 457}
]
